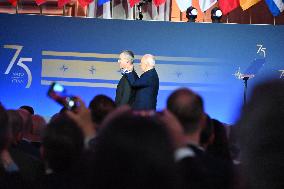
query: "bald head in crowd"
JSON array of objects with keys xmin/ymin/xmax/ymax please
[{"xmin": 167, "ymin": 88, "xmax": 205, "ymax": 134}]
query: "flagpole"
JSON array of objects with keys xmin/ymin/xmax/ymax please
[
  {"xmin": 169, "ymin": 0, "xmax": 172, "ymax": 21},
  {"xmin": 134, "ymin": 4, "xmax": 137, "ymax": 19},
  {"xmin": 40, "ymin": 5, "xmax": 43, "ymax": 15},
  {"xmin": 273, "ymin": 17, "xmax": 275, "ymax": 25},
  {"xmin": 110, "ymin": 0, "xmax": 113, "ymax": 18},
  {"xmin": 16, "ymin": 0, "xmax": 19, "ymax": 14},
  {"xmin": 226, "ymin": 14, "xmax": 229, "ymax": 23},
  {"xmin": 86, "ymin": 5, "xmax": 89, "ymax": 17},
  {"xmin": 63, "ymin": 5, "xmax": 66, "ymax": 16},
  {"xmin": 249, "ymin": 8, "xmax": 251, "ymax": 24},
  {"xmin": 94, "ymin": 0, "xmax": 97, "ymax": 18}
]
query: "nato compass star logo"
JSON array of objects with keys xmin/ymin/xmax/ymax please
[
  {"xmin": 204, "ymin": 71, "xmax": 209, "ymax": 78},
  {"xmin": 279, "ymin": 70, "xmax": 284, "ymax": 79},
  {"xmin": 89, "ymin": 66, "xmax": 96, "ymax": 75},
  {"xmin": 60, "ymin": 65, "xmax": 68, "ymax": 72}
]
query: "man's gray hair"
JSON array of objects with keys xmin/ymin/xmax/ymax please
[
  {"xmin": 121, "ymin": 50, "xmax": 134, "ymax": 64},
  {"xmin": 143, "ymin": 54, "xmax": 155, "ymax": 67}
]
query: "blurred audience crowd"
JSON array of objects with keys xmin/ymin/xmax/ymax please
[{"xmin": 0, "ymin": 79, "xmax": 283, "ymax": 189}]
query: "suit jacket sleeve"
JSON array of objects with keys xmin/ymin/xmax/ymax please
[{"xmin": 125, "ymin": 71, "xmax": 149, "ymax": 88}]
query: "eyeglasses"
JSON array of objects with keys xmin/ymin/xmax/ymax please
[{"xmin": 118, "ymin": 59, "xmax": 129, "ymax": 63}]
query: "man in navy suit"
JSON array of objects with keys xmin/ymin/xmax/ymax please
[{"xmin": 124, "ymin": 54, "xmax": 159, "ymax": 110}]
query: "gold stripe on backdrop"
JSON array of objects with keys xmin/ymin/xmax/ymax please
[
  {"xmin": 41, "ymin": 80, "xmax": 214, "ymax": 91},
  {"xmin": 41, "ymin": 59, "xmax": 221, "ymax": 83},
  {"xmin": 42, "ymin": 51, "xmax": 219, "ymax": 62}
]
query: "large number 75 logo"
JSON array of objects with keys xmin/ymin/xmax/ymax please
[{"xmin": 3, "ymin": 45, "xmax": 32, "ymax": 88}]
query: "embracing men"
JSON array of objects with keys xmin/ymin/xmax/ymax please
[{"xmin": 116, "ymin": 51, "xmax": 159, "ymax": 110}]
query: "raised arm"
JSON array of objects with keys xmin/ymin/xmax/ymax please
[{"xmin": 125, "ymin": 72, "xmax": 149, "ymax": 88}]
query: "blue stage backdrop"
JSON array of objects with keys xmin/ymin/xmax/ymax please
[{"xmin": 0, "ymin": 13, "xmax": 283, "ymax": 123}]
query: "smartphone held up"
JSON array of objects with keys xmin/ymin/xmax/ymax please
[{"xmin": 47, "ymin": 82, "xmax": 78, "ymax": 110}]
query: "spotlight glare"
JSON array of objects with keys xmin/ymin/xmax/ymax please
[
  {"xmin": 191, "ymin": 9, "xmax": 198, "ymax": 16},
  {"xmin": 215, "ymin": 10, "xmax": 222, "ymax": 17}
]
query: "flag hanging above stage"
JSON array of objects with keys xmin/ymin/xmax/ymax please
[
  {"xmin": 35, "ymin": 0, "xmax": 46, "ymax": 5},
  {"xmin": 8, "ymin": 0, "xmax": 17, "ymax": 7},
  {"xmin": 58, "ymin": 0, "xmax": 70, "ymax": 8},
  {"xmin": 78, "ymin": 0, "xmax": 94, "ymax": 7},
  {"xmin": 175, "ymin": 0, "xmax": 192, "ymax": 12},
  {"xmin": 199, "ymin": 0, "xmax": 217, "ymax": 12},
  {"xmin": 153, "ymin": 0, "xmax": 166, "ymax": 6},
  {"xmin": 129, "ymin": 0, "xmax": 140, "ymax": 7},
  {"xmin": 265, "ymin": 0, "xmax": 284, "ymax": 16},
  {"xmin": 240, "ymin": 0, "xmax": 261, "ymax": 10},
  {"xmin": 218, "ymin": 0, "xmax": 239, "ymax": 15},
  {"xmin": 98, "ymin": 0, "xmax": 110, "ymax": 6}
]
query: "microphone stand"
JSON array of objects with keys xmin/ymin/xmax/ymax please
[{"xmin": 243, "ymin": 76, "xmax": 249, "ymax": 105}]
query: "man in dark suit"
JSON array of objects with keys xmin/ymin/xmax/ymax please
[
  {"xmin": 167, "ymin": 88, "xmax": 233, "ymax": 189},
  {"xmin": 115, "ymin": 50, "xmax": 138, "ymax": 107},
  {"xmin": 125, "ymin": 54, "xmax": 159, "ymax": 110}
]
